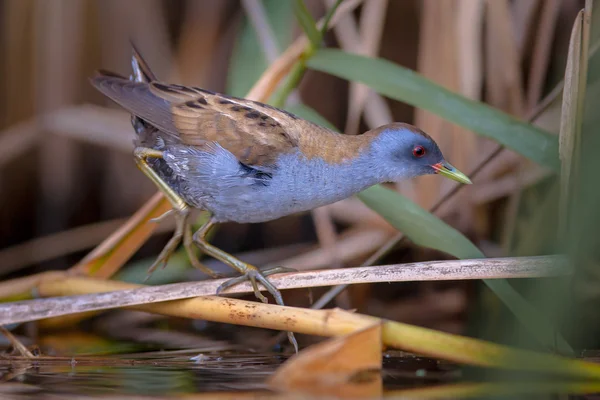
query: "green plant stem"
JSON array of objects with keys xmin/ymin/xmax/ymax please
[
  {"xmin": 319, "ymin": 0, "xmax": 343, "ymax": 38},
  {"xmin": 271, "ymin": 62, "xmax": 307, "ymax": 108},
  {"xmin": 273, "ymin": 0, "xmax": 344, "ymax": 108},
  {"xmin": 293, "ymin": 0, "xmax": 321, "ymax": 54}
]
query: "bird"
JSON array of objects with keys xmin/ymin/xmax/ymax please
[{"xmin": 91, "ymin": 47, "xmax": 471, "ymax": 335}]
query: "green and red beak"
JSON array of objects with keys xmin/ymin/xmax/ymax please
[{"xmin": 432, "ymin": 161, "xmax": 472, "ymax": 184}]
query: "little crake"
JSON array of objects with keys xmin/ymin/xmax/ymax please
[{"xmin": 91, "ymin": 48, "xmax": 471, "ymax": 328}]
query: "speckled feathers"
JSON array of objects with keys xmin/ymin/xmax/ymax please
[{"xmin": 90, "ymin": 74, "xmax": 390, "ymax": 167}]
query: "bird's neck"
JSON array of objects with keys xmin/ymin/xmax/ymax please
[{"xmin": 275, "ymin": 148, "xmax": 385, "ymax": 210}]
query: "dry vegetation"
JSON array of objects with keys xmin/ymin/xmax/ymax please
[{"xmin": 0, "ymin": 0, "xmax": 599, "ymax": 398}]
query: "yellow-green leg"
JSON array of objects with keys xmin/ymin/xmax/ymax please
[
  {"xmin": 192, "ymin": 217, "xmax": 298, "ymax": 351},
  {"xmin": 133, "ymin": 147, "xmax": 219, "ymax": 279}
]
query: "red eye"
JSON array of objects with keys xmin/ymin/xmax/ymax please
[{"xmin": 412, "ymin": 145, "xmax": 426, "ymax": 158}]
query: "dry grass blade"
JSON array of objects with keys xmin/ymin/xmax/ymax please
[
  {"xmin": 69, "ymin": 192, "xmax": 170, "ymax": 278},
  {"xmin": 309, "ymin": 207, "xmax": 343, "ymax": 270},
  {"xmin": 44, "ymin": 105, "xmax": 133, "ymax": 152},
  {"xmin": 0, "ymin": 255, "xmax": 569, "ymax": 324},
  {"xmin": 0, "ymin": 218, "xmax": 127, "ymax": 276},
  {"xmin": 0, "ymin": 326, "xmax": 34, "ymax": 358},
  {"xmin": 558, "ymin": 3, "xmax": 591, "ymax": 239},
  {"xmin": 471, "ymin": 167, "xmax": 551, "ymax": 205},
  {"xmin": 0, "ymin": 119, "xmax": 39, "ymax": 169},
  {"xmin": 0, "ymin": 216, "xmax": 179, "ymax": 276}
]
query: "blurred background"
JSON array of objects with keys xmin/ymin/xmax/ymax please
[{"xmin": 0, "ymin": 0, "xmax": 592, "ymax": 352}]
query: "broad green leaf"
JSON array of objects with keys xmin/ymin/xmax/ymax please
[
  {"xmin": 307, "ymin": 49, "xmax": 560, "ymax": 171},
  {"xmin": 359, "ymin": 185, "xmax": 572, "ymax": 353},
  {"xmin": 359, "ymin": 185, "xmax": 483, "ymax": 259},
  {"xmin": 227, "ymin": 0, "xmax": 294, "ymax": 97}
]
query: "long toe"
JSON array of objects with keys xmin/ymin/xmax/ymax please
[
  {"xmin": 254, "ymin": 276, "xmax": 282, "ymax": 306},
  {"xmin": 215, "ymin": 275, "xmax": 247, "ymax": 295},
  {"xmin": 261, "ymin": 266, "xmax": 297, "ymax": 277}
]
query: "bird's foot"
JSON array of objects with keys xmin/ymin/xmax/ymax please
[
  {"xmin": 216, "ymin": 264, "xmax": 298, "ymax": 352},
  {"xmin": 216, "ymin": 265, "xmax": 295, "ymax": 304}
]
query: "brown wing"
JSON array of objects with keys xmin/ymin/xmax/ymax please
[{"xmin": 91, "ymin": 75, "xmax": 299, "ymax": 167}]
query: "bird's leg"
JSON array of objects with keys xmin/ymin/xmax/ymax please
[
  {"xmin": 192, "ymin": 216, "xmax": 298, "ymax": 351},
  {"xmin": 192, "ymin": 217, "xmax": 292, "ymax": 303},
  {"xmin": 133, "ymin": 147, "xmax": 219, "ymax": 279}
]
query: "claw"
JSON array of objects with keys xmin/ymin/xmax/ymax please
[{"xmin": 149, "ymin": 209, "xmax": 174, "ymax": 224}]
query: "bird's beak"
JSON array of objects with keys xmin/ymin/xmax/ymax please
[{"xmin": 432, "ymin": 161, "xmax": 472, "ymax": 184}]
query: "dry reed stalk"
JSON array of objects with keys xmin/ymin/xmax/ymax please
[
  {"xmin": 324, "ymin": 198, "xmax": 393, "ymax": 230},
  {"xmin": 310, "ymin": 207, "xmax": 343, "ymax": 269},
  {"xmin": 264, "ymin": 227, "xmax": 388, "ymax": 271},
  {"xmin": 0, "ymin": 119, "xmax": 39, "ymax": 168},
  {"xmin": 0, "ymin": 256, "xmax": 569, "ymax": 320},
  {"xmin": 0, "ymin": 216, "xmax": 180, "ymax": 276},
  {"xmin": 526, "ymin": 0, "xmax": 561, "ymax": 110},
  {"xmin": 0, "ymin": 271, "xmax": 68, "ymax": 300},
  {"xmin": 485, "ymin": 0, "xmax": 526, "ymax": 116},
  {"xmin": 44, "ymin": 105, "xmax": 133, "ymax": 151},
  {"xmin": 481, "ymin": 0, "xmax": 527, "ymax": 198},
  {"xmin": 3, "ymin": 262, "xmax": 600, "ymax": 379},
  {"xmin": 2, "ymin": 0, "xmax": 36, "ymax": 125},
  {"xmin": 414, "ymin": 0, "xmax": 476, "ymax": 230},
  {"xmin": 175, "ymin": 0, "xmax": 230, "ymax": 86},
  {"xmin": 558, "ymin": 2, "xmax": 591, "ymax": 241},
  {"xmin": 334, "ymin": 0, "xmax": 389, "ymax": 136},
  {"xmin": 34, "ymin": 0, "xmax": 85, "ymax": 237},
  {"xmin": 512, "ymin": 0, "xmax": 541, "ymax": 59},
  {"xmin": 470, "ymin": 167, "xmax": 551, "ymax": 205},
  {"xmin": 324, "ymin": 0, "xmax": 393, "ymax": 131}
]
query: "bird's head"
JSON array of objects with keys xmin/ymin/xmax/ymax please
[{"xmin": 367, "ymin": 123, "xmax": 472, "ymax": 184}]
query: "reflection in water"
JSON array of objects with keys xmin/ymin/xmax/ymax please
[{"xmin": 0, "ymin": 350, "xmax": 452, "ymax": 396}]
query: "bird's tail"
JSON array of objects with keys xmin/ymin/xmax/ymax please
[
  {"xmin": 90, "ymin": 42, "xmax": 162, "ymax": 142},
  {"xmin": 130, "ymin": 42, "xmax": 157, "ymax": 83}
]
